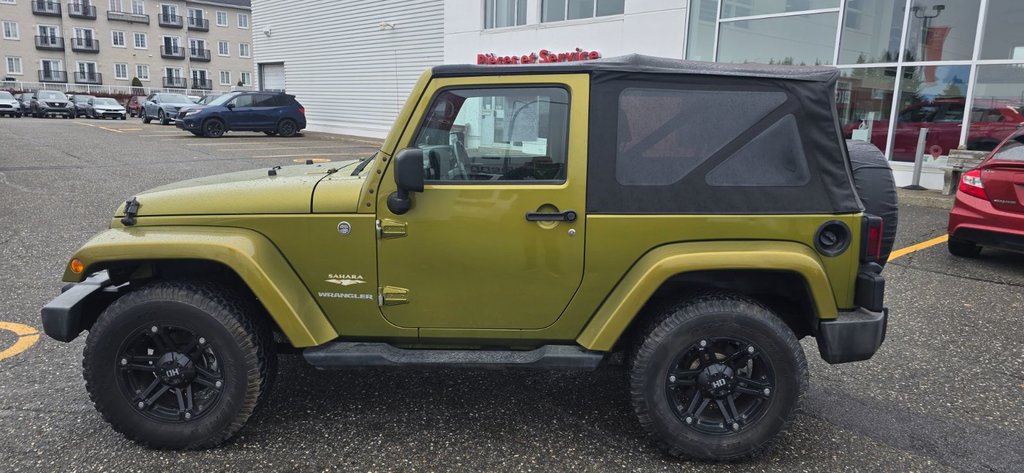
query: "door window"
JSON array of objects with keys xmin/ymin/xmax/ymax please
[
  {"xmin": 232, "ymin": 94, "xmax": 253, "ymax": 108},
  {"xmin": 412, "ymin": 87, "xmax": 570, "ymax": 182}
]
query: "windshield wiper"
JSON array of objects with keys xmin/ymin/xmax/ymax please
[{"xmin": 350, "ymin": 150, "xmax": 380, "ymax": 176}]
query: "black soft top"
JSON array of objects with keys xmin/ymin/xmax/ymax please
[{"xmin": 433, "ymin": 54, "xmax": 839, "ymax": 83}]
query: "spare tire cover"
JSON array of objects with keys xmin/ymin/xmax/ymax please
[{"xmin": 846, "ymin": 140, "xmax": 898, "ymax": 265}]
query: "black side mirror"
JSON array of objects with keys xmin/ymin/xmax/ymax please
[{"xmin": 387, "ymin": 148, "xmax": 425, "ymax": 215}]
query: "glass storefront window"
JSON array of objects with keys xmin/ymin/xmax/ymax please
[
  {"xmin": 720, "ymin": 0, "xmax": 839, "ymax": 19},
  {"xmin": 891, "ymin": 64, "xmax": 971, "ymax": 162},
  {"xmin": 838, "ymin": 0, "xmax": 904, "ymax": 64},
  {"xmin": 980, "ymin": 0, "xmax": 1024, "ymax": 60},
  {"xmin": 903, "ymin": 0, "xmax": 980, "ymax": 62},
  {"xmin": 837, "ymin": 67, "xmax": 898, "ymax": 156},
  {"xmin": 966, "ymin": 65, "xmax": 1024, "ymax": 152},
  {"xmin": 685, "ymin": 0, "xmax": 717, "ymax": 62},
  {"xmin": 717, "ymin": 12, "xmax": 839, "ymax": 65}
]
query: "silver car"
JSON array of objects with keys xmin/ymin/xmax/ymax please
[
  {"xmin": 141, "ymin": 92, "xmax": 194, "ymax": 125},
  {"xmin": 86, "ymin": 97, "xmax": 127, "ymax": 120}
]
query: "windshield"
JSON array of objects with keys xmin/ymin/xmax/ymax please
[
  {"xmin": 0, "ymin": 92, "xmax": 12, "ymax": 100},
  {"xmin": 199, "ymin": 95, "xmax": 222, "ymax": 104},
  {"xmin": 73, "ymin": 95, "xmax": 94, "ymax": 103},
  {"xmin": 38, "ymin": 91, "xmax": 67, "ymax": 100},
  {"xmin": 207, "ymin": 93, "xmax": 240, "ymax": 106},
  {"xmin": 94, "ymin": 98, "xmax": 119, "ymax": 106},
  {"xmin": 159, "ymin": 94, "xmax": 193, "ymax": 104}
]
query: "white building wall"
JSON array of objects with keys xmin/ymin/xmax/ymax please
[
  {"xmin": 251, "ymin": 0, "xmax": 444, "ymax": 138},
  {"xmin": 444, "ymin": 0, "xmax": 688, "ymax": 65}
]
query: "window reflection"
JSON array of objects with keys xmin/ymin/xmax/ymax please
[
  {"xmin": 980, "ymin": 0, "xmax": 1024, "ymax": 60},
  {"xmin": 837, "ymin": 67, "xmax": 897, "ymax": 156},
  {"xmin": 966, "ymin": 65, "xmax": 1024, "ymax": 152},
  {"xmin": 903, "ymin": 0, "xmax": 980, "ymax": 62},
  {"xmin": 719, "ymin": 0, "xmax": 839, "ymax": 18},
  {"xmin": 717, "ymin": 12, "xmax": 838, "ymax": 65},
  {"xmin": 685, "ymin": 0, "xmax": 717, "ymax": 61},
  {"xmin": 890, "ymin": 65, "xmax": 971, "ymax": 162},
  {"xmin": 838, "ymin": 0, "xmax": 904, "ymax": 64}
]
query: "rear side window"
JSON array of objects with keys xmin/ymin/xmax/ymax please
[
  {"xmin": 615, "ymin": 88, "xmax": 786, "ymax": 185},
  {"xmin": 705, "ymin": 114, "xmax": 810, "ymax": 187},
  {"xmin": 252, "ymin": 94, "xmax": 278, "ymax": 106}
]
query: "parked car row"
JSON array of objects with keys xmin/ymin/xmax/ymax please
[
  {"xmin": 2, "ymin": 90, "xmax": 129, "ymax": 119},
  {"xmin": 141, "ymin": 91, "xmax": 306, "ymax": 138}
]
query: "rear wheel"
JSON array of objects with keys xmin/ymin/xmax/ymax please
[
  {"xmin": 276, "ymin": 119, "xmax": 297, "ymax": 137},
  {"xmin": 947, "ymin": 236, "xmax": 982, "ymax": 258},
  {"xmin": 629, "ymin": 294, "xmax": 806, "ymax": 461},
  {"xmin": 203, "ymin": 119, "xmax": 225, "ymax": 138},
  {"xmin": 83, "ymin": 281, "xmax": 276, "ymax": 449}
]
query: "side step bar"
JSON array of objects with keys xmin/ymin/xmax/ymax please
[{"xmin": 303, "ymin": 342, "xmax": 605, "ymax": 370}]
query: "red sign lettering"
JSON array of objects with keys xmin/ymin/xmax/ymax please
[{"xmin": 476, "ymin": 48, "xmax": 601, "ymax": 65}]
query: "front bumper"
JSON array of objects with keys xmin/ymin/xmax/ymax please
[
  {"xmin": 40, "ymin": 271, "xmax": 120, "ymax": 342},
  {"xmin": 37, "ymin": 106, "xmax": 73, "ymax": 116},
  {"xmin": 96, "ymin": 110, "xmax": 126, "ymax": 118},
  {"xmin": 176, "ymin": 116, "xmax": 202, "ymax": 130}
]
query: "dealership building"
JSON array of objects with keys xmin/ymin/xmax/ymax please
[{"xmin": 251, "ymin": 0, "xmax": 1024, "ymax": 189}]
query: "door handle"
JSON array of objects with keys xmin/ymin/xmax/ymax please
[{"xmin": 525, "ymin": 210, "xmax": 577, "ymax": 222}]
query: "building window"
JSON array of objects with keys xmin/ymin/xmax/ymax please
[
  {"xmin": 240, "ymin": 71, "xmax": 251, "ymax": 85},
  {"xmin": 980, "ymin": 0, "xmax": 1024, "ymax": 60},
  {"xmin": 111, "ymin": 30, "xmax": 125, "ymax": 47},
  {"xmin": 484, "ymin": 0, "xmax": 526, "ymax": 29},
  {"xmin": 838, "ymin": 0, "xmax": 904, "ymax": 64},
  {"xmin": 133, "ymin": 32, "xmax": 147, "ymax": 49},
  {"xmin": 130, "ymin": 0, "xmax": 144, "ymax": 15},
  {"xmin": 0, "ymin": 0, "xmax": 15, "ymax": 5},
  {"xmin": 135, "ymin": 63, "xmax": 149, "ymax": 80},
  {"xmin": 890, "ymin": 64, "xmax": 972, "ymax": 162},
  {"xmin": 114, "ymin": 63, "xmax": 128, "ymax": 80},
  {"xmin": 2, "ymin": 21, "xmax": 18, "ymax": 40},
  {"xmin": 717, "ymin": 12, "xmax": 839, "ymax": 65},
  {"xmin": 218, "ymin": 40, "xmax": 229, "ymax": 56},
  {"xmin": 903, "ymin": 0, "xmax": 980, "ymax": 62},
  {"xmin": 965, "ymin": 65, "xmax": 1024, "ymax": 152},
  {"xmin": 219, "ymin": 70, "xmax": 230, "ymax": 85},
  {"xmin": 5, "ymin": 56, "xmax": 22, "ymax": 75},
  {"xmin": 108, "ymin": 0, "xmax": 122, "ymax": 12},
  {"xmin": 237, "ymin": 13, "xmax": 249, "ymax": 28},
  {"xmin": 216, "ymin": 10, "xmax": 227, "ymax": 26},
  {"xmin": 837, "ymin": 67, "xmax": 897, "ymax": 156},
  {"xmin": 239, "ymin": 42, "xmax": 250, "ymax": 57},
  {"xmin": 541, "ymin": 0, "xmax": 623, "ymax": 22}
]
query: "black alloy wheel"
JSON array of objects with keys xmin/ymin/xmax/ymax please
[
  {"xmin": 276, "ymin": 119, "xmax": 297, "ymax": 137},
  {"xmin": 115, "ymin": 324, "xmax": 225, "ymax": 424},
  {"xmin": 203, "ymin": 119, "xmax": 225, "ymax": 138},
  {"xmin": 664, "ymin": 337, "xmax": 775, "ymax": 435}
]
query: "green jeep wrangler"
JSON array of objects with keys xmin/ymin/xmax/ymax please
[{"xmin": 42, "ymin": 55, "xmax": 897, "ymax": 460}]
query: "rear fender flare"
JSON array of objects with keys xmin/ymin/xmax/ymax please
[
  {"xmin": 576, "ymin": 241, "xmax": 838, "ymax": 351},
  {"xmin": 64, "ymin": 226, "xmax": 338, "ymax": 347}
]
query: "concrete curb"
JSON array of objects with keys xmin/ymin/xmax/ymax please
[{"xmin": 897, "ymin": 188, "xmax": 953, "ymax": 210}]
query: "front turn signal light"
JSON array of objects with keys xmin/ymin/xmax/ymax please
[{"xmin": 70, "ymin": 258, "xmax": 84, "ymax": 274}]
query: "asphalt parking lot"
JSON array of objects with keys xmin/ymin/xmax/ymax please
[{"xmin": 1, "ymin": 117, "xmax": 1022, "ymax": 472}]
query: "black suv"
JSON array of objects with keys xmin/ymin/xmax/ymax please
[{"xmin": 31, "ymin": 90, "xmax": 74, "ymax": 118}]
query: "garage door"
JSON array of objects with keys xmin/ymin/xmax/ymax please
[{"xmin": 260, "ymin": 63, "xmax": 285, "ymax": 91}]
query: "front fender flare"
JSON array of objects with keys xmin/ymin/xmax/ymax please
[
  {"xmin": 576, "ymin": 241, "xmax": 837, "ymax": 351},
  {"xmin": 63, "ymin": 226, "xmax": 338, "ymax": 347}
]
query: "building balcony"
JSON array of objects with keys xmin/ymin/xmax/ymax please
[
  {"xmin": 35, "ymin": 36, "xmax": 65, "ymax": 51},
  {"xmin": 189, "ymin": 48, "xmax": 211, "ymax": 62},
  {"xmin": 158, "ymin": 13, "xmax": 183, "ymax": 28},
  {"xmin": 32, "ymin": 0, "xmax": 61, "ymax": 16},
  {"xmin": 192, "ymin": 78, "xmax": 212, "ymax": 90},
  {"xmin": 161, "ymin": 45, "xmax": 185, "ymax": 59},
  {"xmin": 67, "ymin": 2, "xmax": 97, "ymax": 19},
  {"xmin": 38, "ymin": 70, "xmax": 68, "ymax": 83},
  {"xmin": 163, "ymin": 76, "xmax": 187, "ymax": 88},
  {"xmin": 70, "ymin": 37, "xmax": 100, "ymax": 53},
  {"xmin": 107, "ymin": 10, "xmax": 150, "ymax": 24},
  {"xmin": 187, "ymin": 17, "xmax": 209, "ymax": 31},
  {"xmin": 74, "ymin": 71, "xmax": 102, "ymax": 85}
]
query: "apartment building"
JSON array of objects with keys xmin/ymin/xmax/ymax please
[{"xmin": 0, "ymin": 0, "xmax": 254, "ymax": 92}]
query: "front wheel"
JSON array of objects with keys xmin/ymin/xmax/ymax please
[
  {"xmin": 83, "ymin": 281, "xmax": 276, "ymax": 449},
  {"xmin": 203, "ymin": 119, "xmax": 225, "ymax": 138},
  {"xmin": 143, "ymin": 111, "xmax": 152, "ymax": 124},
  {"xmin": 159, "ymin": 110, "xmax": 169, "ymax": 125},
  {"xmin": 629, "ymin": 294, "xmax": 807, "ymax": 461}
]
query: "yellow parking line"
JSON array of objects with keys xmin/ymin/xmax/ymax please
[
  {"xmin": 888, "ymin": 234, "xmax": 949, "ymax": 262},
  {"xmin": 72, "ymin": 121, "xmax": 123, "ymax": 133},
  {"xmin": 0, "ymin": 321, "xmax": 41, "ymax": 362}
]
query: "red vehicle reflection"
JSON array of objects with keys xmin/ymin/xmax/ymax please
[
  {"xmin": 843, "ymin": 98, "xmax": 1024, "ymax": 161},
  {"xmin": 947, "ymin": 128, "xmax": 1024, "ymax": 257}
]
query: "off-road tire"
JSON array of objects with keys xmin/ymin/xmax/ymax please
[
  {"xmin": 276, "ymin": 119, "xmax": 297, "ymax": 137},
  {"xmin": 947, "ymin": 236, "xmax": 981, "ymax": 258},
  {"xmin": 83, "ymin": 280, "xmax": 276, "ymax": 449},
  {"xmin": 629, "ymin": 294, "xmax": 807, "ymax": 461}
]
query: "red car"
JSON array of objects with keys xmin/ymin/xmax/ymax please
[
  {"xmin": 126, "ymin": 95, "xmax": 144, "ymax": 117},
  {"xmin": 948, "ymin": 129, "xmax": 1024, "ymax": 257}
]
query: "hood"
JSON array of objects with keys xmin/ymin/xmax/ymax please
[
  {"xmin": 116, "ymin": 160, "xmax": 364, "ymax": 218},
  {"xmin": 95, "ymin": 104, "xmax": 126, "ymax": 111}
]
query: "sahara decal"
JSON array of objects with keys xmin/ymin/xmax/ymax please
[{"xmin": 325, "ymin": 274, "xmax": 366, "ymax": 286}]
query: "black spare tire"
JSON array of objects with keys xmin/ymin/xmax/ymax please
[{"xmin": 846, "ymin": 140, "xmax": 898, "ymax": 266}]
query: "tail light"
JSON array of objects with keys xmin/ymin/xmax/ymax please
[
  {"xmin": 958, "ymin": 169, "xmax": 988, "ymax": 200},
  {"xmin": 298, "ymin": 107, "xmax": 305, "ymax": 115},
  {"xmin": 861, "ymin": 215, "xmax": 884, "ymax": 263}
]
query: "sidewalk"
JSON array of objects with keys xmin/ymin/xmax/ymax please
[{"xmin": 897, "ymin": 188, "xmax": 954, "ymax": 210}]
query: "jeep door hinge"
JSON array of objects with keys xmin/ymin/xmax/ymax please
[
  {"xmin": 379, "ymin": 286, "xmax": 410, "ymax": 306},
  {"xmin": 376, "ymin": 218, "xmax": 407, "ymax": 239}
]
